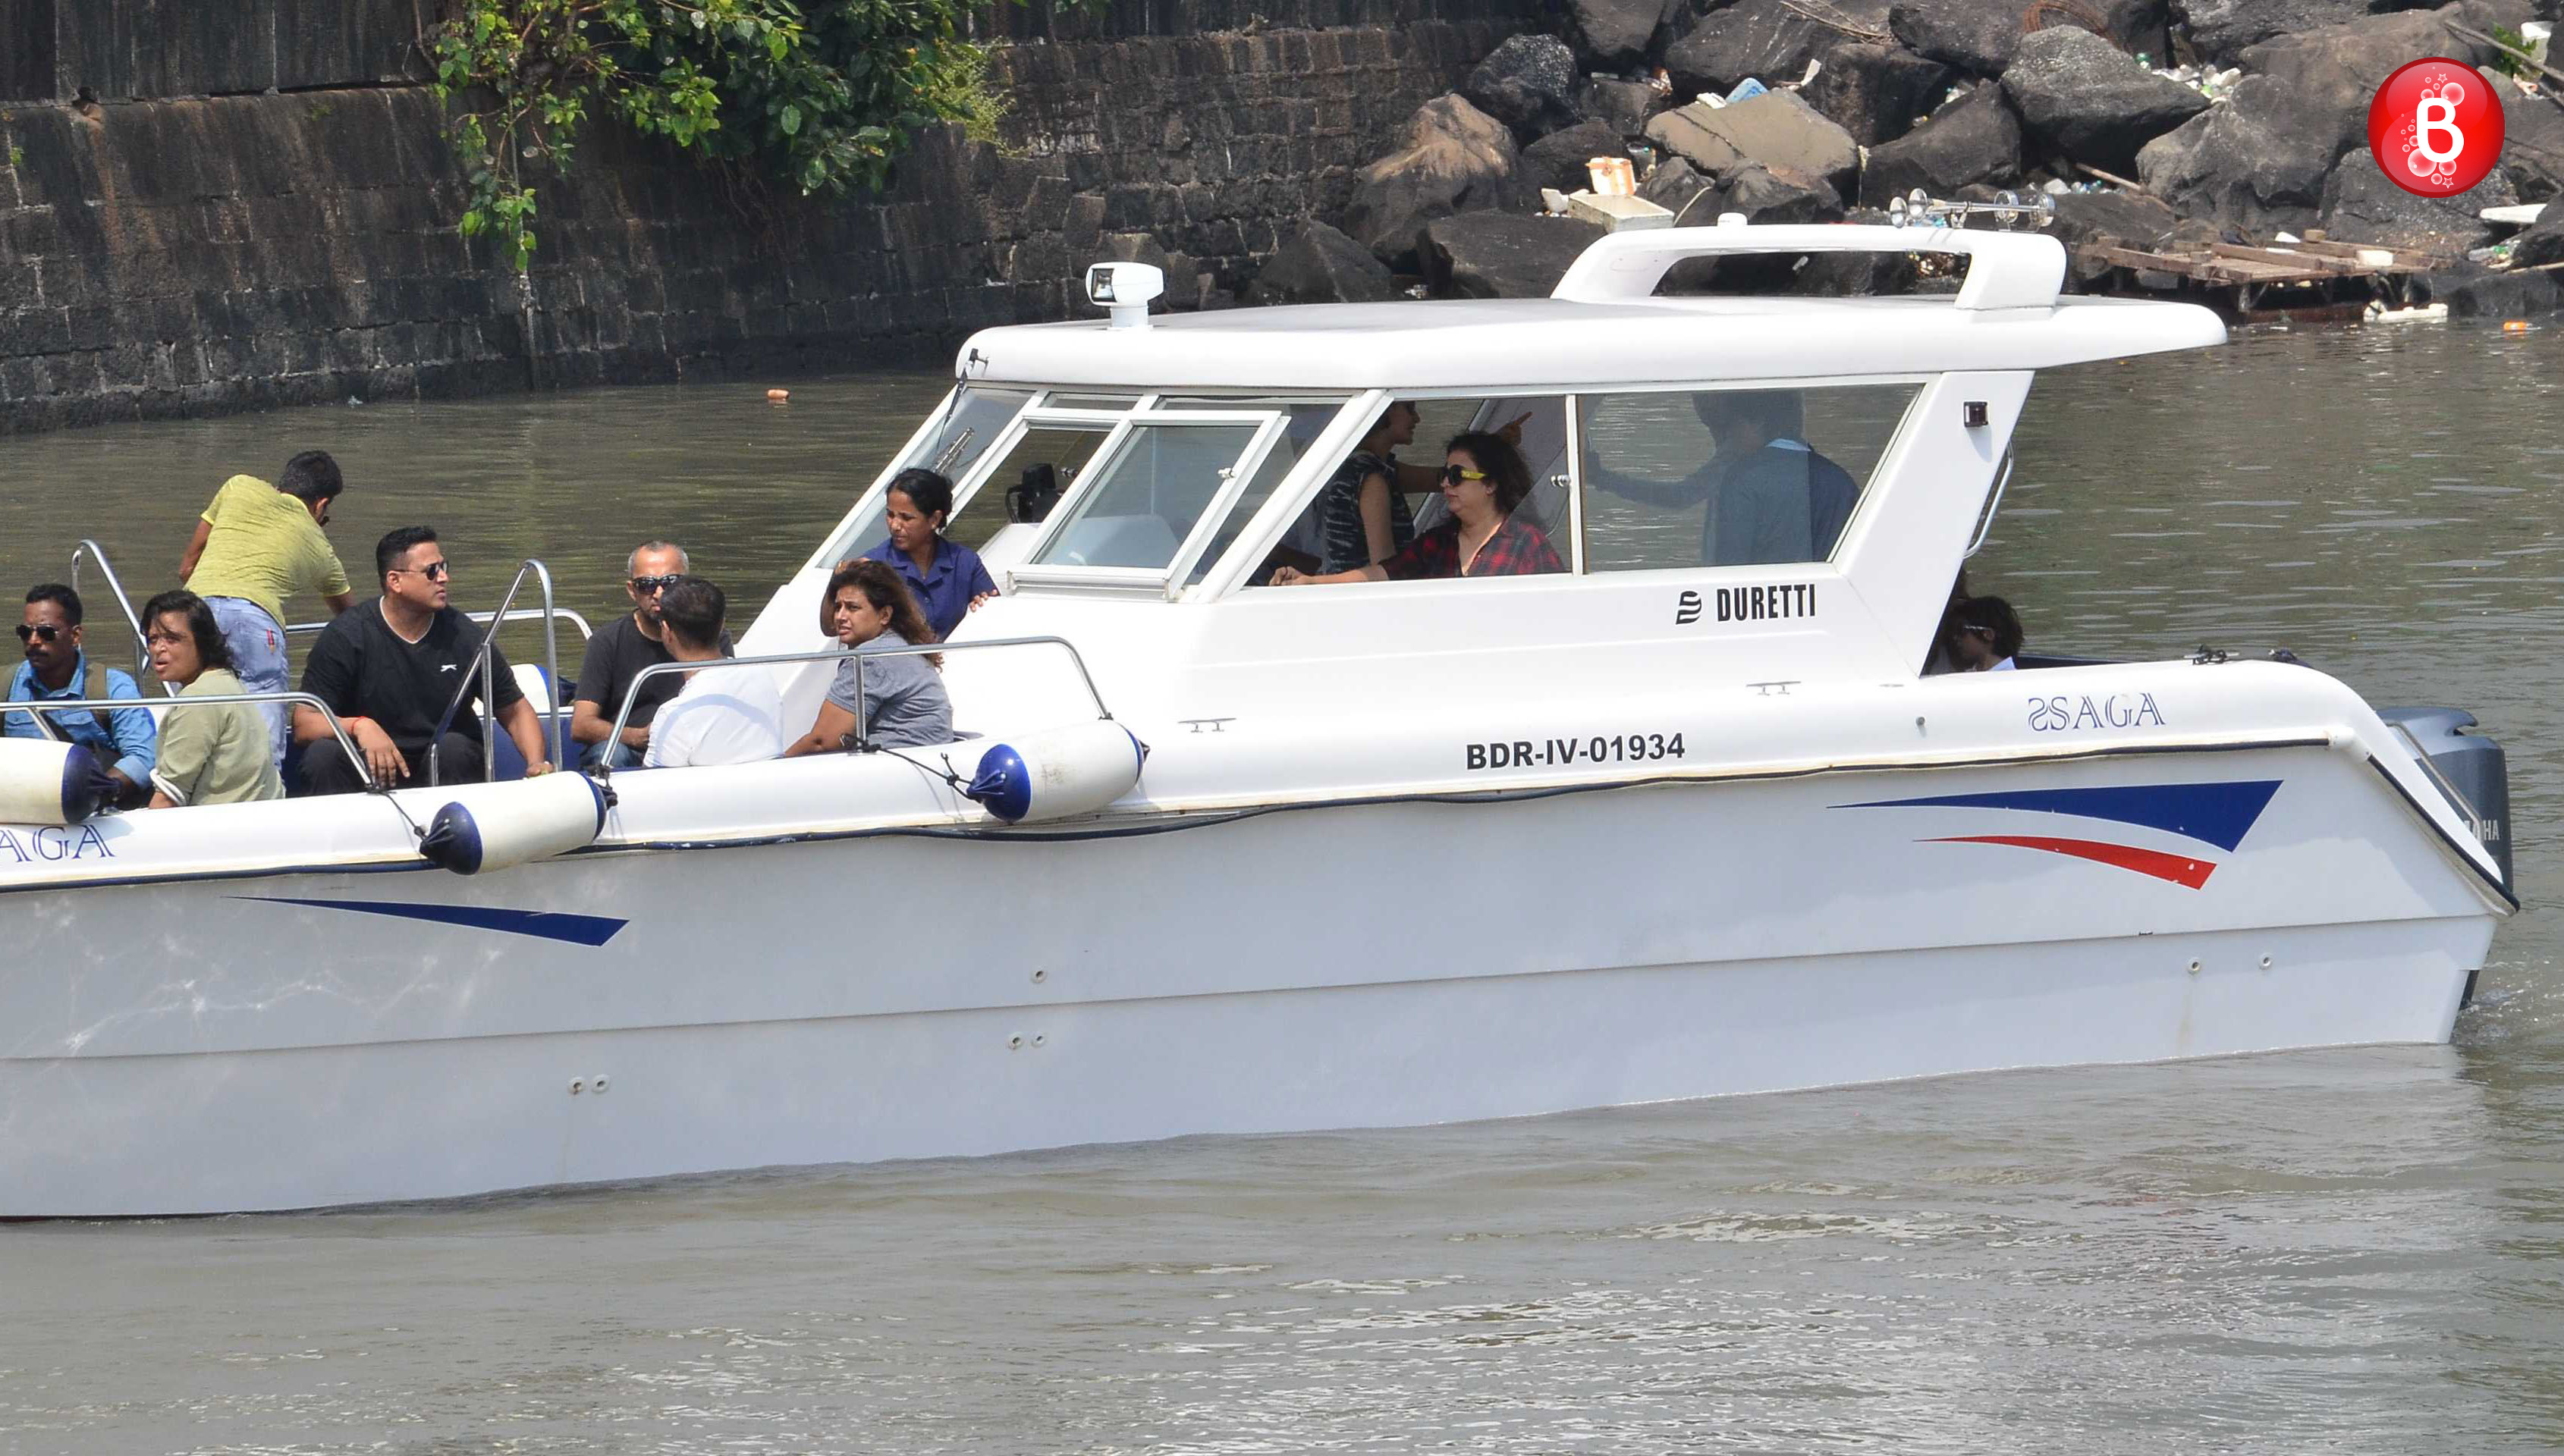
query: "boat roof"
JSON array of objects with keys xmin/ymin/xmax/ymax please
[{"xmin": 957, "ymin": 224, "xmax": 2226, "ymax": 393}]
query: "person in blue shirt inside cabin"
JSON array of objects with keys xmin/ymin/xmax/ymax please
[
  {"xmin": 1587, "ymin": 390, "xmax": 1860, "ymax": 566},
  {"xmin": 5, "ymin": 583, "xmax": 159, "ymax": 808},
  {"xmin": 857, "ymin": 468, "xmax": 998, "ymax": 641}
]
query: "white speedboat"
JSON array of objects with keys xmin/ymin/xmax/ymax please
[{"xmin": 0, "ymin": 224, "xmax": 2515, "ymax": 1216}]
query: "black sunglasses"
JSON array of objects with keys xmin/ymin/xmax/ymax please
[
  {"xmin": 1440, "ymin": 464, "xmax": 1491, "ymax": 487},
  {"xmin": 631, "ymin": 574, "xmax": 684, "ymax": 593},
  {"xmin": 394, "ymin": 560, "xmax": 451, "ymax": 580},
  {"xmin": 14, "ymin": 623, "xmax": 63, "ymax": 643}
]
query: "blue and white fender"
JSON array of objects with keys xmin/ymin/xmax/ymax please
[
  {"xmin": 419, "ymin": 773, "xmax": 613, "ymax": 874},
  {"xmin": 0, "ymin": 739, "xmax": 109, "ymax": 825},
  {"xmin": 963, "ymin": 722, "xmax": 1147, "ymax": 824}
]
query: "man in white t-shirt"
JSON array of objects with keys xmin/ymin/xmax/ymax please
[{"xmin": 642, "ymin": 578, "xmax": 785, "ymax": 769}]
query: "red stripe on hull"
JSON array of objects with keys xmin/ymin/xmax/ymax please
[{"xmin": 1922, "ymin": 835, "xmax": 2217, "ymax": 889}]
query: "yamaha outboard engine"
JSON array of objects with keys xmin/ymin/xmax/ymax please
[{"xmin": 2378, "ymin": 706, "xmax": 2512, "ymax": 893}]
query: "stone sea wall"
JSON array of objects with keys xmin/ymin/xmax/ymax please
[{"xmin": 0, "ymin": 0, "xmax": 1537, "ymax": 435}]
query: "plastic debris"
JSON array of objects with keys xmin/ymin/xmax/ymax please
[{"xmin": 1727, "ymin": 77, "xmax": 1768, "ymax": 103}]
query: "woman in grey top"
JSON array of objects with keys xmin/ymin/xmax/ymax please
[{"xmin": 784, "ymin": 560, "xmax": 954, "ymax": 755}]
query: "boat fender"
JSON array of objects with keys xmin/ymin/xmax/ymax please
[
  {"xmin": 963, "ymin": 722, "xmax": 1146, "ymax": 824},
  {"xmin": 419, "ymin": 773, "xmax": 613, "ymax": 875},
  {"xmin": 0, "ymin": 739, "xmax": 111, "ymax": 826}
]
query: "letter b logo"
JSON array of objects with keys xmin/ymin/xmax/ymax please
[{"xmin": 2369, "ymin": 58, "xmax": 2503, "ymax": 198}]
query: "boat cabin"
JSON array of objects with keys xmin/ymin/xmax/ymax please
[{"xmin": 739, "ymin": 224, "xmax": 2226, "ymax": 728}]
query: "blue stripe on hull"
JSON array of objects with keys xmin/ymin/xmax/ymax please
[
  {"xmin": 1833, "ymin": 780, "xmax": 2283, "ymax": 852},
  {"xmin": 232, "ymin": 896, "xmax": 628, "ymax": 946}
]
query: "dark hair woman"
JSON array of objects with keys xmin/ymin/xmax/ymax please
[
  {"xmin": 856, "ymin": 466, "xmax": 999, "ymax": 640},
  {"xmin": 784, "ymin": 560, "xmax": 955, "ymax": 755},
  {"xmin": 138, "ymin": 588, "xmax": 282, "ymax": 807},
  {"xmin": 1271, "ymin": 431, "xmax": 1562, "ymax": 585},
  {"xmin": 1947, "ymin": 594, "xmax": 2024, "ymax": 672}
]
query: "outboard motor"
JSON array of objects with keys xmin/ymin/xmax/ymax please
[
  {"xmin": 419, "ymin": 773, "xmax": 614, "ymax": 875},
  {"xmin": 0, "ymin": 739, "xmax": 112, "ymax": 825},
  {"xmin": 963, "ymin": 722, "xmax": 1146, "ymax": 824},
  {"xmin": 2379, "ymin": 707, "xmax": 2512, "ymax": 893}
]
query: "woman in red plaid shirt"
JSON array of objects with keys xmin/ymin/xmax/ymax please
[{"xmin": 1271, "ymin": 432, "xmax": 1563, "ymax": 585}]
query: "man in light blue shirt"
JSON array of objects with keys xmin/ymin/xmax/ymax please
[{"xmin": 6, "ymin": 583, "xmax": 158, "ymax": 806}]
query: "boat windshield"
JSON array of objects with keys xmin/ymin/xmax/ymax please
[
  {"xmin": 819, "ymin": 384, "xmax": 1032, "ymax": 566},
  {"xmin": 1028, "ymin": 416, "xmax": 1269, "ymax": 570}
]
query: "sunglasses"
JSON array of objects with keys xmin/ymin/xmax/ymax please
[
  {"xmin": 1440, "ymin": 465, "xmax": 1491, "ymax": 486},
  {"xmin": 14, "ymin": 623, "xmax": 64, "ymax": 643},
  {"xmin": 394, "ymin": 560, "xmax": 451, "ymax": 581},
  {"xmin": 631, "ymin": 574, "xmax": 684, "ymax": 593}
]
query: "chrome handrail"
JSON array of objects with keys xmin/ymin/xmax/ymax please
[
  {"xmin": 1963, "ymin": 450, "xmax": 2015, "ymax": 561},
  {"xmin": 68, "ymin": 539, "xmax": 159, "ymax": 689},
  {"xmin": 593, "ymin": 635, "xmax": 1114, "ymax": 780},
  {"xmin": 426, "ymin": 560, "xmax": 567, "ymax": 786},
  {"xmin": 282, "ymin": 607, "xmax": 596, "ymax": 641},
  {"xmin": 6, "ymin": 689, "xmax": 376, "ymax": 792},
  {"xmin": 2388, "ymin": 720, "xmax": 2490, "ymax": 846}
]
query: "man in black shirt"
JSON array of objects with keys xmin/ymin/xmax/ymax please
[
  {"xmin": 293, "ymin": 526, "xmax": 557, "ymax": 792},
  {"xmin": 568, "ymin": 539, "xmax": 730, "ymax": 769}
]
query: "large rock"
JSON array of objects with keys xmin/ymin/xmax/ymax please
[
  {"xmin": 2169, "ymin": 0, "xmax": 2362, "ymax": 68},
  {"xmin": 1713, "ymin": 161, "xmax": 1852, "ymax": 223},
  {"xmin": 1522, "ymin": 119, "xmax": 1630, "ymax": 197},
  {"xmin": 2049, "ymin": 190, "xmax": 2184, "ymax": 283},
  {"xmin": 1566, "ymin": 0, "xmax": 1680, "ymax": 71},
  {"xmin": 2512, "ymin": 210, "xmax": 2564, "ymax": 270},
  {"xmin": 2318, "ymin": 154, "xmax": 2516, "ymax": 254},
  {"xmin": 1889, "ymin": 0, "xmax": 2026, "ymax": 76},
  {"xmin": 2236, "ymin": 2, "xmax": 2535, "ymax": 162},
  {"xmin": 2000, "ymin": 27, "xmax": 2209, "ymax": 174},
  {"xmin": 2135, "ymin": 76, "xmax": 2339, "ymax": 234},
  {"xmin": 1643, "ymin": 90, "xmax": 1861, "ymax": 202},
  {"xmin": 1858, "ymin": 83, "xmax": 2025, "ymax": 206},
  {"xmin": 1664, "ymin": 0, "xmax": 1885, "ymax": 96},
  {"xmin": 1246, "ymin": 221, "xmax": 1398, "ymax": 306},
  {"xmin": 1465, "ymin": 35, "xmax": 1584, "ymax": 143},
  {"xmin": 2491, "ymin": 72, "xmax": 2564, "ymax": 204},
  {"xmin": 1419, "ymin": 213, "xmax": 1609, "ymax": 299},
  {"xmin": 2413, "ymin": 260, "xmax": 2564, "ymax": 317},
  {"xmin": 1583, "ymin": 77, "xmax": 1671, "ymax": 140},
  {"xmin": 1801, "ymin": 40, "xmax": 1959, "ymax": 146},
  {"xmin": 1638, "ymin": 155, "xmax": 1717, "ymax": 218},
  {"xmin": 1344, "ymin": 95, "xmax": 1530, "ymax": 271}
]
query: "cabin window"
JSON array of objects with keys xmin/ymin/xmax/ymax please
[
  {"xmin": 946, "ymin": 425, "xmax": 1114, "ymax": 548},
  {"xmin": 1576, "ymin": 384, "xmax": 1921, "ymax": 573},
  {"xmin": 1186, "ymin": 402, "xmax": 1349, "ymax": 586},
  {"xmin": 821, "ymin": 385, "xmax": 1032, "ymax": 563},
  {"xmin": 1029, "ymin": 418, "xmax": 1270, "ymax": 571}
]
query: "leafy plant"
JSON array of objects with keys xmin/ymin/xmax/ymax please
[
  {"xmin": 427, "ymin": 0, "xmax": 1032, "ymax": 269},
  {"xmin": 2486, "ymin": 25, "xmax": 2537, "ymax": 82}
]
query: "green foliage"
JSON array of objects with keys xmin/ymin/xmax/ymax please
[
  {"xmin": 2486, "ymin": 25, "xmax": 2537, "ymax": 81},
  {"xmin": 429, "ymin": 0, "xmax": 1031, "ymax": 269}
]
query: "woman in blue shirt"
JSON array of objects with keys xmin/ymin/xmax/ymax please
[{"xmin": 859, "ymin": 469, "xmax": 998, "ymax": 640}]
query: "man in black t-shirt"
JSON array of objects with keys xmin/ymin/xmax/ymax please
[
  {"xmin": 568, "ymin": 539, "xmax": 731, "ymax": 769},
  {"xmin": 292, "ymin": 526, "xmax": 557, "ymax": 793}
]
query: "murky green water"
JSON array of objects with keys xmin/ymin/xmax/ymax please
[{"xmin": 3, "ymin": 322, "xmax": 2562, "ymax": 1454}]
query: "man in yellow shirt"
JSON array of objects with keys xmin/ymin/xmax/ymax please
[{"xmin": 180, "ymin": 450, "xmax": 356, "ymax": 765}]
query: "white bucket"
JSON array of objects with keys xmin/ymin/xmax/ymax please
[
  {"xmin": 0, "ymin": 739, "xmax": 108, "ymax": 825},
  {"xmin": 963, "ymin": 722, "xmax": 1145, "ymax": 824},
  {"xmin": 419, "ymin": 773, "xmax": 611, "ymax": 874}
]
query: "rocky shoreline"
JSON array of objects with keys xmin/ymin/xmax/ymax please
[{"xmin": 1247, "ymin": 0, "xmax": 2564, "ymax": 317}]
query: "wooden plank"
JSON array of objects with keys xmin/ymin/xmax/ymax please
[{"xmin": 2210, "ymin": 242, "xmax": 2364, "ymax": 271}]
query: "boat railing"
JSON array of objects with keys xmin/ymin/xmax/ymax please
[
  {"xmin": 6, "ymin": 689, "xmax": 379, "ymax": 792},
  {"xmin": 426, "ymin": 560, "xmax": 569, "ymax": 786},
  {"xmin": 2386, "ymin": 720, "xmax": 2493, "ymax": 847},
  {"xmin": 593, "ymin": 635, "xmax": 1114, "ymax": 781},
  {"xmin": 280, "ymin": 607, "xmax": 596, "ymax": 641},
  {"xmin": 68, "ymin": 539, "xmax": 160, "ymax": 692},
  {"xmin": 1963, "ymin": 450, "xmax": 2016, "ymax": 560}
]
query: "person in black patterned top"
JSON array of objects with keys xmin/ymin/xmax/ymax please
[{"xmin": 1306, "ymin": 400, "xmax": 1420, "ymax": 576}]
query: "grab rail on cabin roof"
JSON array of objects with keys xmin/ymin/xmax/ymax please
[
  {"xmin": 592, "ymin": 635, "xmax": 1114, "ymax": 781},
  {"xmin": 426, "ymin": 559, "xmax": 568, "ymax": 787},
  {"xmin": 1548, "ymin": 223, "xmax": 2067, "ymax": 312},
  {"xmin": 9, "ymin": 689, "xmax": 377, "ymax": 792},
  {"xmin": 68, "ymin": 540, "xmax": 160, "ymax": 692}
]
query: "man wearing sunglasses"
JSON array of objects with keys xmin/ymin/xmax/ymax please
[
  {"xmin": 292, "ymin": 526, "xmax": 555, "ymax": 793},
  {"xmin": 568, "ymin": 541, "xmax": 731, "ymax": 770},
  {"xmin": 5, "ymin": 584, "xmax": 158, "ymax": 808}
]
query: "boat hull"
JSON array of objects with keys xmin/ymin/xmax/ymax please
[{"xmin": 0, "ymin": 744, "xmax": 2503, "ymax": 1216}]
